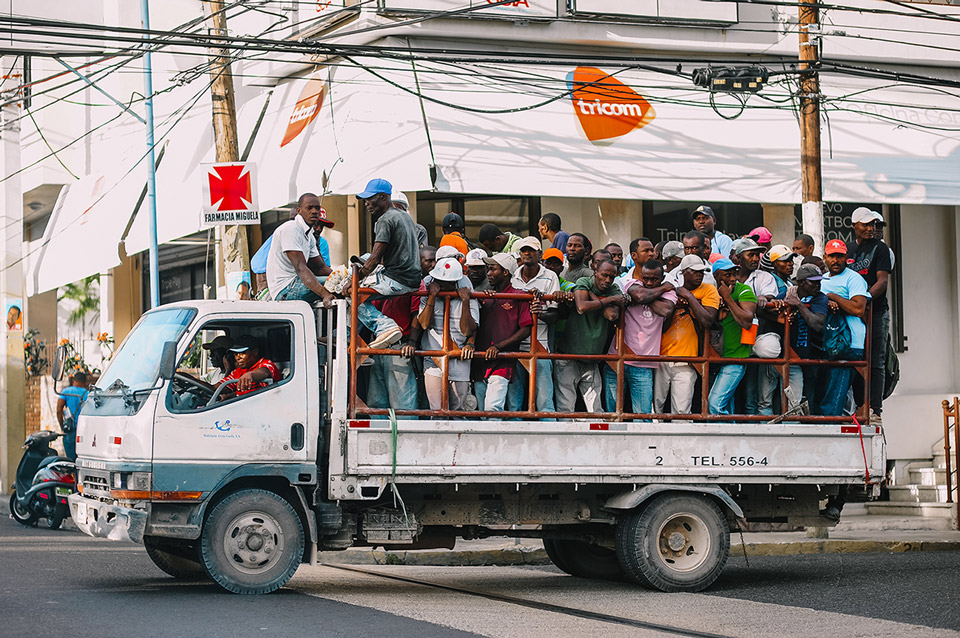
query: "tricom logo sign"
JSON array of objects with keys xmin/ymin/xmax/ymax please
[{"xmin": 566, "ymin": 66, "xmax": 656, "ymax": 143}]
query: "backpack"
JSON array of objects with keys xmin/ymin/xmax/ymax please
[
  {"xmin": 883, "ymin": 337, "xmax": 900, "ymax": 399},
  {"xmin": 823, "ymin": 311, "xmax": 851, "ymax": 358}
]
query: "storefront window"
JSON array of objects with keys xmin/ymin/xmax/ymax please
[
  {"xmin": 642, "ymin": 201, "xmax": 763, "ymax": 244},
  {"xmin": 417, "ymin": 193, "xmax": 539, "ymax": 248}
]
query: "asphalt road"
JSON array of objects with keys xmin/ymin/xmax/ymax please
[{"xmin": 2, "ymin": 514, "xmax": 959, "ymax": 638}]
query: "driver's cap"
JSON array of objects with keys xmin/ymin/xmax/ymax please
[
  {"xmin": 229, "ymin": 335, "xmax": 259, "ymax": 353},
  {"xmin": 202, "ymin": 335, "xmax": 233, "ymax": 351}
]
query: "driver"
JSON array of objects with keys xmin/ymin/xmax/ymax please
[{"xmin": 219, "ymin": 335, "xmax": 281, "ymax": 397}]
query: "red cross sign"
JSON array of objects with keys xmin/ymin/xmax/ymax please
[{"xmin": 201, "ymin": 162, "xmax": 260, "ymax": 226}]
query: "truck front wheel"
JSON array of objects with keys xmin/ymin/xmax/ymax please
[
  {"xmin": 616, "ymin": 493, "xmax": 729, "ymax": 592},
  {"xmin": 200, "ymin": 489, "xmax": 304, "ymax": 594},
  {"xmin": 144, "ymin": 536, "xmax": 208, "ymax": 580}
]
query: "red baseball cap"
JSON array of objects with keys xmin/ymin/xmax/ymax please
[
  {"xmin": 824, "ymin": 239, "xmax": 847, "ymax": 255},
  {"xmin": 316, "ymin": 206, "xmax": 334, "ymax": 228}
]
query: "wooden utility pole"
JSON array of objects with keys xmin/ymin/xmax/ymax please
[
  {"xmin": 798, "ymin": 1, "xmax": 824, "ymax": 253},
  {"xmin": 204, "ymin": 0, "xmax": 250, "ymax": 297}
]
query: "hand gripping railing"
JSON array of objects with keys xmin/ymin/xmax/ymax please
[{"xmin": 347, "ymin": 268, "xmax": 873, "ymax": 425}]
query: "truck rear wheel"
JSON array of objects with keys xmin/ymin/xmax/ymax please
[
  {"xmin": 200, "ymin": 489, "xmax": 304, "ymax": 595},
  {"xmin": 616, "ymin": 493, "xmax": 729, "ymax": 592},
  {"xmin": 543, "ymin": 539, "xmax": 623, "ymax": 580},
  {"xmin": 144, "ymin": 536, "xmax": 208, "ymax": 580}
]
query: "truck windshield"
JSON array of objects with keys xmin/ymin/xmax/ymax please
[{"xmin": 97, "ymin": 307, "xmax": 196, "ymax": 393}]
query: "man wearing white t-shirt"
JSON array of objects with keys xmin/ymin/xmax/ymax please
[{"xmin": 267, "ymin": 193, "xmax": 333, "ymax": 304}]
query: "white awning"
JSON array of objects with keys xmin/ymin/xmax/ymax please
[{"xmin": 248, "ymin": 53, "xmax": 959, "ymax": 206}]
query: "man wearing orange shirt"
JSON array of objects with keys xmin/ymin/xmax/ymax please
[
  {"xmin": 654, "ymin": 255, "xmax": 720, "ymax": 414},
  {"xmin": 439, "ymin": 213, "xmax": 470, "ymax": 256}
]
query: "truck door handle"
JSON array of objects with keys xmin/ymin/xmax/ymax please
[{"xmin": 290, "ymin": 423, "xmax": 304, "ymax": 451}]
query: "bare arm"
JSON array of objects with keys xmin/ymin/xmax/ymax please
[
  {"xmin": 649, "ymin": 298, "xmax": 675, "ymax": 318},
  {"xmin": 359, "ymin": 241, "xmax": 388, "ymax": 278},
  {"xmin": 870, "ymin": 270, "xmax": 889, "ymax": 300},
  {"xmin": 678, "ymin": 287, "xmax": 719, "ymax": 328},
  {"xmin": 457, "ymin": 288, "xmax": 478, "ymax": 339},
  {"xmin": 574, "ymin": 289, "xmax": 623, "ymax": 315},
  {"xmin": 56, "ymin": 398, "xmax": 66, "ymax": 426},
  {"xmin": 826, "ymin": 293, "xmax": 867, "ymax": 318},
  {"xmin": 307, "ymin": 254, "xmax": 332, "ymax": 277},
  {"xmin": 416, "ymin": 284, "xmax": 439, "ymax": 330},
  {"xmin": 719, "ymin": 283, "xmax": 756, "ymax": 329},
  {"xmin": 627, "ymin": 282, "xmax": 675, "ymax": 305}
]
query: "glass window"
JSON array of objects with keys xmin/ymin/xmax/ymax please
[
  {"xmin": 98, "ymin": 307, "xmax": 195, "ymax": 393},
  {"xmin": 416, "ymin": 194, "xmax": 538, "ymax": 248},
  {"xmin": 643, "ymin": 201, "xmax": 763, "ymax": 245},
  {"xmin": 167, "ymin": 320, "xmax": 294, "ymax": 413}
]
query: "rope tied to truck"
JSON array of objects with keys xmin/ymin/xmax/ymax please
[
  {"xmin": 388, "ymin": 408, "xmax": 411, "ymax": 528},
  {"xmin": 852, "ymin": 413, "xmax": 871, "ymax": 483}
]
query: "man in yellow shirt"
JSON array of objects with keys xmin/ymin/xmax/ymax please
[{"xmin": 655, "ymin": 255, "xmax": 720, "ymax": 414}]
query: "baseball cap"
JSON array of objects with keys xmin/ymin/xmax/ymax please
[
  {"xmin": 767, "ymin": 244, "xmax": 793, "ymax": 262},
  {"xmin": 712, "ymin": 257, "xmax": 737, "ymax": 273},
  {"xmin": 514, "ymin": 236, "xmax": 543, "ymax": 253},
  {"xmin": 357, "ymin": 178, "xmax": 392, "ymax": 199},
  {"xmin": 465, "ymin": 248, "xmax": 487, "ymax": 267},
  {"xmin": 229, "ymin": 334, "xmax": 260, "ymax": 353},
  {"xmin": 430, "ymin": 257, "xmax": 463, "ymax": 282},
  {"xmin": 851, "ymin": 207, "xmax": 884, "ymax": 225},
  {"xmin": 441, "ymin": 212, "xmax": 465, "ymax": 231},
  {"xmin": 202, "ymin": 335, "xmax": 234, "ymax": 351},
  {"xmin": 483, "ymin": 252, "xmax": 518, "ymax": 275},
  {"xmin": 679, "ymin": 255, "xmax": 709, "ymax": 272},
  {"xmin": 662, "ymin": 241, "xmax": 684, "ymax": 260},
  {"xmin": 391, "ymin": 190, "xmax": 409, "ymax": 209},
  {"xmin": 733, "ymin": 237, "xmax": 764, "ymax": 254},
  {"xmin": 748, "ymin": 226, "xmax": 773, "ymax": 244},
  {"xmin": 692, "ymin": 205, "xmax": 715, "ymax": 219},
  {"xmin": 795, "ymin": 264, "xmax": 824, "ymax": 281},
  {"xmin": 824, "ymin": 239, "xmax": 848, "ymax": 255},
  {"xmin": 315, "ymin": 205, "xmax": 334, "ymax": 228},
  {"xmin": 436, "ymin": 245, "xmax": 462, "ymax": 261},
  {"xmin": 542, "ymin": 247, "xmax": 565, "ymax": 262}
]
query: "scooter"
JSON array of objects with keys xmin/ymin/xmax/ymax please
[{"xmin": 8, "ymin": 430, "xmax": 77, "ymax": 530}]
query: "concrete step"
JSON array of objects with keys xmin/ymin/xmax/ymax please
[
  {"xmin": 865, "ymin": 501, "xmax": 956, "ymax": 519},
  {"xmin": 888, "ymin": 485, "xmax": 949, "ymax": 503},
  {"xmin": 835, "ymin": 513, "xmax": 958, "ymax": 532},
  {"xmin": 908, "ymin": 467, "xmax": 947, "ymax": 486}
]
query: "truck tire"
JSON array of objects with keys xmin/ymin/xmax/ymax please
[
  {"xmin": 144, "ymin": 536, "xmax": 208, "ymax": 580},
  {"xmin": 199, "ymin": 489, "xmax": 304, "ymax": 595},
  {"xmin": 543, "ymin": 539, "xmax": 623, "ymax": 580},
  {"xmin": 616, "ymin": 493, "xmax": 729, "ymax": 592}
]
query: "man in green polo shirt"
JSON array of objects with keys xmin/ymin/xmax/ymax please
[
  {"xmin": 554, "ymin": 260, "xmax": 625, "ymax": 413},
  {"xmin": 708, "ymin": 258, "xmax": 758, "ymax": 415}
]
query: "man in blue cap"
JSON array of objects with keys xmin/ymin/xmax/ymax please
[{"xmin": 354, "ymin": 177, "xmax": 422, "ymax": 349}]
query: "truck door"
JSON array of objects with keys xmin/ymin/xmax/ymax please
[{"xmin": 152, "ymin": 313, "xmax": 311, "ymax": 494}]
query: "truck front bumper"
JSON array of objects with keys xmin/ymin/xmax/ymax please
[{"xmin": 69, "ymin": 494, "xmax": 148, "ymax": 544}]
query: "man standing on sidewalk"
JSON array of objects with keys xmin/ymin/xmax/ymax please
[{"xmin": 848, "ymin": 207, "xmax": 893, "ymax": 423}]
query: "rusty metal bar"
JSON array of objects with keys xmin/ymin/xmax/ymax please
[
  {"xmin": 528, "ymin": 311, "xmax": 538, "ymax": 413},
  {"xmin": 614, "ymin": 310, "xmax": 625, "ymax": 421},
  {"xmin": 943, "ymin": 398, "xmax": 954, "ymax": 505},
  {"xmin": 349, "ymin": 265, "xmax": 359, "ymax": 419},
  {"xmin": 440, "ymin": 295, "xmax": 451, "ymax": 411},
  {"xmin": 953, "ymin": 397, "xmax": 960, "ymax": 529},
  {"xmin": 358, "ymin": 407, "xmax": 872, "ymax": 423}
]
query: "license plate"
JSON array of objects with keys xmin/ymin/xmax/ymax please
[
  {"xmin": 75, "ymin": 501, "xmax": 88, "ymax": 524},
  {"xmin": 56, "ymin": 487, "xmax": 71, "ymax": 496}
]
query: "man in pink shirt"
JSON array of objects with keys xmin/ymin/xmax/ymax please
[{"xmin": 603, "ymin": 260, "xmax": 677, "ymax": 415}]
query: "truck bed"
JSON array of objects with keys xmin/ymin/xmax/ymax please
[{"xmin": 327, "ymin": 418, "xmax": 883, "ymax": 498}]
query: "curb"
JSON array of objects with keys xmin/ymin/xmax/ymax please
[{"xmin": 736, "ymin": 539, "xmax": 960, "ymax": 556}]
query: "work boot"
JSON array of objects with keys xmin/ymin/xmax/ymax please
[{"xmin": 869, "ymin": 410, "xmax": 883, "ymax": 426}]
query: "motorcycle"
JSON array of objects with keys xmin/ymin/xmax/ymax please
[{"xmin": 8, "ymin": 430, "xmax": 77, "ymax": 530}]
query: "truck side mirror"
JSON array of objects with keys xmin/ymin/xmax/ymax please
[
  {"xmin": 159, "ymin": 341, "xmax": 177, "ymax": 381},
  {"xmin": 51, "ymin": 344, "xmax": 66, "ymax": 382}
]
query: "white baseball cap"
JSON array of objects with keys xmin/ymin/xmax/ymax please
[
  {"xmin": 513, "ymin": 236, "xmax": 543, "ymax": 253},
  {"xmin": 851, "ymin": 207, "xmax": 884, "ymax": 225},
  {"xmin": 483, "ymin": 252, "xmax": 518, "ymax": 275},
  {"xmin": 465, "ymin": 248, "xmax": 487, "ymax": 267},
  {"xmin": 430, "ymin": 257, "xmax": 463, "ymax": 282},
  {"xmin": 679, "ymin": 254, "xmax": 709, "ymax": 272}
]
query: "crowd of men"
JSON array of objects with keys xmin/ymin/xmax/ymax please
[{"xmin": 261, "ymin": 178, "xmax": 894, "ymax": 422}]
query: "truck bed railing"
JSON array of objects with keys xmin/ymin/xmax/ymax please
[{"xmin": 342, "ymin": 266, "xmax": 873, "ymax": 425}]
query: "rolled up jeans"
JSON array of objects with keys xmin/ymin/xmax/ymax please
[
  {"xmin": 355, "ymin": 270, "xmax": 415, "ymax": 337},
  {"xmin": 475, "ymin": 374, "xmax": 511, "ymax": 412},
  {"xmin": 708, "ymin": 364, "xmax": 746, "ymax": 415}
]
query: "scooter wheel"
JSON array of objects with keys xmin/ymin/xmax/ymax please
[
  {"xmin": 45, "ymin": 511, "xmax": 65, "ymax": 530},
  {"xmin": 9, "ymin": 493, "xmax": 39, "ymax": 526}
]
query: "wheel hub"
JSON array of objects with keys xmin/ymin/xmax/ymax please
[
  {"xmin": 656, "ymin": 512, "xmax": 712, "ymax": 573},
  {"xmin": 225, "ymin": 512, "xmax": 284, "ymax": 574},
  {"xmin": 667, "ymin": 531, "xmax": 687, "ymax": 552}
]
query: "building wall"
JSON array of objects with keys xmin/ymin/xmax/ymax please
[{"xmin": 883, "ymin": 205, "xmax": 960, "ymax": 459}]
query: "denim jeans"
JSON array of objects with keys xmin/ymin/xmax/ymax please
[
  {"xmin": 816, "ymin": 348, "xmax": 865, "ymax": 416},
  {"xmin": 853, "ymin": 309, "xmax": 889, "ymax": 413},
  {"xmin": 708, "ymin": 364, "xmax": 746, "ymax": 415},
  {"xmin": 553, "ymin": 359, "xmax": 602, "ymax": 413},
  {"xmin": 506, "ymin": 359, "xmax": 556, "ymax": 417},
  {"xmin": 355, "ymin": 270, "xmax": 415, "ymax": 337},
  {"xmin": 743, "ymin": 365, "xmax": 759, "ymax": 414},
  {"xmin": 475, "ymin": 375, "xmax": 511, "ymax": 412},
  {"xmin": 275, "ymin": 278, "xmax": 322, "ymax": 302},
  {"xmin": 602, "ymin": 365, "xmax": 654, "ymax": 415},
  {"xmin": 62, "ymin": 430, "xmax": 77, "ymax": 460},
  {"xmin": 365, "ymin": 345, "xmax": 418, "ymax": 418},
  {"xmin": 757, "ymin": 364, "xmax": 807, "ymax": 414}
]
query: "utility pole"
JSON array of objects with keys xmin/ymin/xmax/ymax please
[
  {"xmin": 141, "ymin": 0, "xmax": 161, "ymax": 308},
  {"xmin": 0, "ymin": 56, "xmax": 25, "ymax": 493},
  {"xmin": 204, "ymin": 0, "xmax": 250, "ymax": 298},
  {"xmin": 798, "ymin": 1, "xmax": 824, "ymax": 253}
]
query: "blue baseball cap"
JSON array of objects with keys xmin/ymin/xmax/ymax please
[
  {"xmin": 712, "ymin": 257, "xmax": 737, "ymax": 274},
  {"xmin": 357, "ymin": 178, "xmax": 393, "ymax": 199}
]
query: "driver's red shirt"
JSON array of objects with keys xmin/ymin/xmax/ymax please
[{"xmin": 221, "ymin": 358, "xmax": 281, "ymax": 395}]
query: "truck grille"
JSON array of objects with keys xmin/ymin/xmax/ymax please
[{"xmin": 80, "ymin": 470, "xmax": 110, "ymax": 498}]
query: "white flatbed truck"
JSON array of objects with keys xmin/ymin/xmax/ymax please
[{"xmin": 68, "ymin": 299, "xmax": 885, "ymax": 594}]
